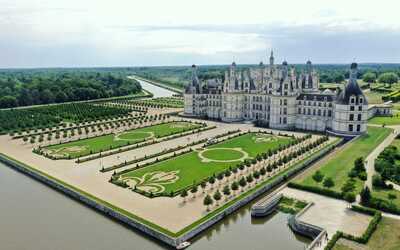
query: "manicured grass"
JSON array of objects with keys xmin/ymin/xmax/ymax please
[
  {"xmin": 368, "ymin": 111, "xmax": 400, "ymax": 125},
  {"xmin": 201, "ymin": 148, "xmax": 245, "ymax": 161},
  {"xmin": 363, "ymin": 217, "xmax": 400, "ymax": 250},
  {"xmin": 334, "ymin": 217, "xmax": 400, "ymax": 250},
  {"xmin": 120, "ymin": 133, "xmax": 293, "ymax": 195},
  {"xmin": 372, "ymin": 187, "xmax": 400, "ymax": 208},
  {"xmin": 332, "ymin": 243, "xmax": 353, "ymax": 250},
  {"xmin": 296, "ymin": 127, "xmax": 391, "ymax": 194},
  {"xmin": 44, "ymin": 121, "xmax": 202, "ymax": 158}
]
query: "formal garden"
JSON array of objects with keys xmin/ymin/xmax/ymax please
[
  {"xmin": 290, "ymin": 126, "xmax": 391, "ymax": 202},
  {"xmin": 39, "ymin": 121, "xmax": 205, "ymax": 159},
  {"xmin": 127, "ymin": 97, "xmax": 184, "ymax": 108},
  {"xmin": 111, "ymin": 132, "xmax": 332, "ymax": 200},
  {"xmin": 0, "ymin": 102, "xmax": 133, "ymax": 135}
]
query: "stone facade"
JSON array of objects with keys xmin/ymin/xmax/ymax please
[{"xmin": 184, "ymin": 52, "xmax": 371, "ymax": 137}]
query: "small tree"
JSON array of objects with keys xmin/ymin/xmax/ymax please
[
  {"xmin": 200, "ymin": 181, "xmax": 207, "ymax": 194},
  {"xmin": 360, "ymin": 186, "xmax": 371, "ymax": 205},
  {"xmin": 239, "ymin": 177, "xmax": 247, "ymax": 191},
  {"xmin": 203, "ymin": 194, "xmax": 213, "ymax": 211},
  {"xmin": 231, "ymin": 181, "xmax": 239, "ymax": 194},
  {"xmin": 344, "ymin": 192, "xmax": 356, "ymax": 205},
  {"xmin": 213, "ymin": 190, "xmax": 222, "ymax": 206},
  {"xmin": 209, "ymin": 176, "xmax": 216, "ymax": 189},
  {"xmin": 191, "ymin": 185, "xmax": 198, "ymax": 198},
  {"xmin": 180, "ymin": 189, "xmax": 188, "ymax": 203},
  {"xmin": 312, "ymin": 170, "xmax": 324, "ymax": 183},
  {"xmin": 223, "ymin": 185, "xmax": 231, "ymax": 200},
  {"xmin": 323, "ymin": 177, "xmax": 335, "ymax": 188}
]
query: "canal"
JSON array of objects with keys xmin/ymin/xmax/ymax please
[{"xmin": 0, "ymin": 79, "xmax": 311, "ymax": 250}]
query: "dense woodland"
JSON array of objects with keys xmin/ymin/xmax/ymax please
[{"xmin": 0, "ymin": 68, "xmax": 142, "ymax": 108}]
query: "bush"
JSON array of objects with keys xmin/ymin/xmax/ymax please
[
  {"xmin": 358, "ymin": 171, "xmax": 368, "ymax": 181},
  {"xmin": 324, "ymin": 231, "xmax": 343, "ymax": 250},
  {"xmin": 312, "ymin": 170, "xmax": 324, "ymax": 183},
  {"xmin": 323, "ymin": 177, "xmax": 335, "ymax": 188},
  {"xmin": 288, "ymin": 182, "xmax": 343, "ymax": 199}
]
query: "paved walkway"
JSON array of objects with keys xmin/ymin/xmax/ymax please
[
  {"xmin": 365, "ymin": 126, "xmax": 400, "ymax": 189},
  {"xmin": 280, "ymin": 188, "xmax": 371, "ymax": 237}
]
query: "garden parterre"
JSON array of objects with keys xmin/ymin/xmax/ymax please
[
  {"xmin": 117, "ymin": 132, "xmax": 296, "ymax": 196},
  {"xmin": 41, "ymin": 121, "xmax": 204, "ymax": 159}
]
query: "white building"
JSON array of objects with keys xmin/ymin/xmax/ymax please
[{"xmin": 184, "ymin": 51, "xmax": 371, "ymax": 137}]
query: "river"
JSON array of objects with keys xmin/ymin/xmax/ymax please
[{"xmin": 0, "ymin": 80, "xmax": 311, "ymax": 250}]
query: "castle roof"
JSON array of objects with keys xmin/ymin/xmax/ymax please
[{"xmin": 336, "ymin": 62, "xmax": 367, "ymax": 105}]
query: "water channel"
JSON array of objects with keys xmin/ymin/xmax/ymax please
[{"xmin": 0, "ymin": 78, "xmax": 311, "ymax": 250}]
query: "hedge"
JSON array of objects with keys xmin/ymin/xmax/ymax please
[
  {"xmin": 324, "ymin": 231, "xmax": 343, "ymax": 250},
  {"xmin": 287, "ymin": 182, "xmax": 344, "ymax": 199}
]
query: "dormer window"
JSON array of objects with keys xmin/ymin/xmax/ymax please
[
  {"xmin": 359, "ymin": 97, "xmax": 363, "ymax": 104},
  {"xmin": 350, "ymin": 96, "xmax": 355, "ymax": 104}
]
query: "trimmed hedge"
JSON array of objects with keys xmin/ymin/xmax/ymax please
[
  {"xmin": 287, "ymin": 182, "xmax": 344, "ymax": 200},
  {"xmin": 324, "ymin": 231, "xmax": 343, "ymax": 250}
]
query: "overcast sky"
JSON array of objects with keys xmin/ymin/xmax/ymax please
[{"xmin": 1, "ymin": 0, "xmax": 399, "ymax": 68}]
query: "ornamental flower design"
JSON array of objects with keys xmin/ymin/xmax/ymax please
[{"xmin": 123, "ymin": 170, "xmax": 180, "ymax": 194}]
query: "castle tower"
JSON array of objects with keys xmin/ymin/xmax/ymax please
[{"xmin": 330, "ymin": 62, "xmax": 368, "ymax": 136}]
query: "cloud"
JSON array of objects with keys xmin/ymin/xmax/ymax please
[{"xmin": 0, "ymin": 0, "xmax": 399, "ymax": 67}]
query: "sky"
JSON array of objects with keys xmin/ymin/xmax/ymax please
[{"xmin": 1, "ymin": 0, "xmax": 399, "ymax": 68}]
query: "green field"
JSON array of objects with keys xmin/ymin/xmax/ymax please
[
  {"xmin": 119, "ymin": 133, "xmax": 293, "ymax": 196},
  {"xmin": 368, "ymin": 110, "xmax": 400, "ymax": 125},
  {"xmin": 43, "ymin": 121, "xmax": 203, "ymax": 158},
  {"xmin": 296, "ymin": 126, "xmax": 391, "ymax": 194},
  {"xmin": 333, "ymin": 217, "xmax": 400, "ymax": 250}
]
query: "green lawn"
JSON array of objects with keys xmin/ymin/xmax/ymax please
[
  {"xmin": 334, "ymin": 217, "xmax": 400, "ymax": 250},
  {"xmin": 120, "ymin": 133, "xmax": 293, "ymax": 196},
  {"xmin": 368, "ymin": 111, "xmax": 400, "ymax": 125},
  {"xmin": 372, "ymin": 187, "xmax": 400, "ymax": 208},
  {"xmin": 296, "ymin": 126, "xmax": 391, "ymax": 194},
  {"xmin": 43, "ymin": 121, "xmax": 203, "ymax": 158}
]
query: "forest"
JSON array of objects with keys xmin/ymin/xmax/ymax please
[{"xmin": 0, "ymin": 68, "xmax": 142, "ymax": 108}]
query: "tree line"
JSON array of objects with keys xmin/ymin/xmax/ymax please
[{"xmin": 0, "ymin": 70, "xmax": 142, "ymax": 108}]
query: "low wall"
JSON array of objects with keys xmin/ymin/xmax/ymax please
[
  {"xmin": 0, "ymin": 139, "xmax": 340, "ymax": 247},
  {"xmin": 288, "ymin": 203, "xmax": 327, "ymax": 250}
]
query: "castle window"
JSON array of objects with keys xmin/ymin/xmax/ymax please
[
  {"xmin": 359, "ymin": 97, "xmax": 363, "ymax": 104},
  {"xmin": 313, "ymin": 109, "xmax": 316, "ymax": 115},
  {"xmin": 284, "ymin": 99, "xmax": 287, "ymax": 105},
  {"xmin": 349, "ymin": 114, "xmax": 354, "ymax": 121},
  {"xmin": 350, "ymin": 96, "xmax": 355, "ymax": 104},
  {"xmin": 350, "ymin": 106, "xmax": 355, "ymax": 111},
  {"xmin": 349, "ymin": 124, "xmax": 354, "ymax": 131},
  {"xmin": 358, "ymin": 106, "xmax": 362, "ymax": 111},
  {"xmin": 358, "ymin": 114, "xmax": 362, "ymax": 121},
  {"xmin": 328, "ymin": 110, "xmax": 332, "ymax": 117},
  {"xmin": 283, "ymin": 117, "xmax": 287, "ymax": 124},
  {"xmin": 279, "ymin": 117, "xmax": 282, "ymax": 124},
  {"xmin": 357, "ymin": 124, "xmax": 361, "ymax": 132},
  {"xmin": 298, "ymin": 108, "xmax": 302, "ymax": 114},
  {"xmin": 280, "ymin": 100, "xmax": 282, "ymax": 105},
  {"xmin": 329, "ymin": 103, "xmax": 332, "ymax": 107},
  {"xmin": 308, "ymin": 109, "xmax": 311, "ymax": 115},
  {"xmin": 317, "ymin": 110, "xmax": 321, "ymax": 116},
  {"xmin": 323, "ymin": 110, "xmax": 326, "ymax": 116},
  {"xmin": 283, "ymin": 108, "xmax": 287, "ymax": 115}
]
